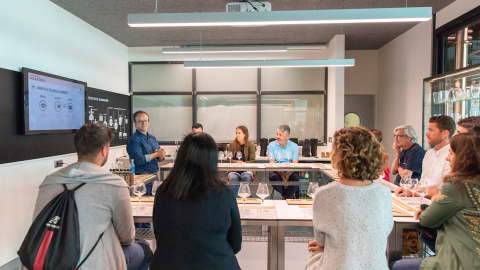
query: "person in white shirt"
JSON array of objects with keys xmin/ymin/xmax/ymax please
[{"xmin": 395, "ymin": 115, "xmax": 456, "ymax": 198}]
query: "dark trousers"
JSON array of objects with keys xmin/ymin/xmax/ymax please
[
  {"xmin": 420, "ymin": 226, "xmax": 438, "ymax": 252},
  {"xmin": 269, "ymin": 171, "xmax": 299, "ymax": 199}
]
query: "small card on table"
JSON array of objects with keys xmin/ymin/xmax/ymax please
[{"xmin": 286, "ymin": 199, "xmax": 313, "ymax": 205}]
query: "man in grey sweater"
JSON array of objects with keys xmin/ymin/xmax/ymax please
[{"xmin": 31, "ymin": 124, "xmax": 151, "ymax": 269}]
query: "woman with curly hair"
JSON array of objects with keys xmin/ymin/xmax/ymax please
[
  {"xmin": 391, "ymin": 133, "xmax": 480, "ymax": 269},
  {"xmin": 305, "ymin": 127, "xmax": 393, "ymax": 270}
]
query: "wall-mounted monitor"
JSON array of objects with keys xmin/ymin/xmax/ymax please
[{"xmin": 23, "ymin": 68, "xmax": 86, "ymax": 134}]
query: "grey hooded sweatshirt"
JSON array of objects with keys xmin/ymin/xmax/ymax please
[{"xmin": 31, "ymin": 162, "xmax": 135, "ymax": 270}]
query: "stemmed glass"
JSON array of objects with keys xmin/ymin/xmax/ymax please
[
  {"xmin": 227, "ymin": 151, "xmax": 234, "ymax": 163},
  {"xmin": 415, "ymin": 181, "xmax": 428, "ymax": 205},
  {"xmin": 256, "ymin": 183, "xmax": 270, "ymax": 211},
  {"xmin": 409, "ymin": 178, "xmax": 418, "ymax": 196},
  {"xmin": 152, "ymin": 181, "xmax": 161, "ymax": 196},
  {"xmin": 238, "ymin": 182, "xmax": 251, "ymax": 212},
  {"xmin": 133, "ymin": 181, "xmax": 147, "ymax": 208},
  {"xmin": 307, "ymin": 182, "xmax": 319, "ymax": 199},
  {"xmin": 218, "ymin": 151, "xmax": 225, "ymax": 163},
  {"xmin": 236, "ymin": 151, "xmax": 243, "ymax": 161},
  {"xmin": 400, "ymin": 176, "xmax": 412, "ymax": 198}
]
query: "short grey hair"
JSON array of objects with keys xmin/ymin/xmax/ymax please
[
  {"xmin": 277, "ymin": 125, "xmax": 290, "ymax": 135},
  {"xmin": 394, "ymin": 124, "xmax": 418, "ymax": 143}
]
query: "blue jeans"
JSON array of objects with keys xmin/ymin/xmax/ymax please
[
  {"xmin": 390, "ymin": 258, "xmax": 424, "ymax": 270},
  {"xmin": 228, "ymin": 172, "xmax": 253, "ymax": 197},
  {"xmin": 122, "ymin": 239, "xmax": 152, "ymax": 270},
  {"xmin": 269, "ymin": 171, "xmax": 299, "ymax": 199},
  {"xmin": 420, "ymin": 227, "xmax": 438, "ymax": 252}
]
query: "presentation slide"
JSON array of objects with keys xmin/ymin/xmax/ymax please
[{"xmin": 27, "ymin": 72, "xmax": 85, "ymax": 131}]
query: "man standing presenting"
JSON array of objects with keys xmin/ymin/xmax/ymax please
[
  {"xmin": 30, "ymin": 124, "xmax": 151, "ymax": 269},
  {"xmin": 391, "ymin": 125, "xmax": 425, "ymax": 185},
  {"xmin": 268, "ymin": 125, "xmax": 300, "ymax": 199},
  {"xmin": 396, "ymin": 116, "xmax": 455, "ymax": 198},
  {"xmin": 127, "ymin": 111, "xmax": 166, "ymax": 195}
]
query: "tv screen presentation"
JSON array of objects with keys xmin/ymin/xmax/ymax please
[{"xmin": 23, "ymin": 68, "xmax": 86, "ymax": 135}]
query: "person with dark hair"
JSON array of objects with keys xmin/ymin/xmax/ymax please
[
  {"xmin": 391, "ymin": 133, "xmax": 480, "ymax": 270},
  {"xmin": 396, "ymin": 115, "xmax": 455, "ymax": 198},
  {"xmin": 454, "ymin": 116, "xmax": 480, "ymax": 135},
  {"xmin": 391, "ymin": 124, "xmax": 426, "ymax": 185},
  {"xmin": 127, "ymin": 110, "xmax": 166, "ymax": 194},
  {"xmin": 192, "ymin": 123, "xmax": 203, "ymax": 133},
  {"xmin": 370, "ymin": 129, "xmax": 390, "ymax": 182},
  {"xmin": 267, "ymin": 124, "xmax": 300, "ymax": 199},
  {"xmin": 306, "ymin": 127, "xmax": 393, "ymax": 269},
  {"xmin": 227, "ymin": 125, "xmax": 256, "ymax": 196},
  {"xmin": 30, "ymin": 124, "xmax": 151, "ymax": 270},
  {"xmin": 151, "ymin": 132, "xmax": 242, "ymax": 269}
]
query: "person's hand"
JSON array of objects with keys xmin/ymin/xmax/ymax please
[
  {"xmin": 392, "ymin": 141, "xmax": 400, "ymax": 154},
  {"xmin": 307, "ymin": 240, "xmax": 324, "ymax": 252},
  {"xmin": 414, "ymin": 209, "xmax": 423, "ymax": 220},
  {"xmin": 394, "ymin": 186, "xmax": 404, "ymax": 196},
  {"xmin": 156, "ymin": 148, "xmax": 167, "ymax": 159}
]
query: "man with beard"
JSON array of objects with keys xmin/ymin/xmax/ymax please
[{"xmin": 30, "ymin": 124, "xmax": 151, "ymax": 269}]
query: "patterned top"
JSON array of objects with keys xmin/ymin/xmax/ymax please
[
  {"xmin": 419, "ymin": 180, "xmax": 480, "ymax": 270},
  {"xmin": 312, "ymin": 181, "xmax": 393, "ymax": 270}
]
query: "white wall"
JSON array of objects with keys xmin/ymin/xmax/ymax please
[
  {"xmin": 345, "ymin": 50, "xmax": 378, "ymax": 95},
  {"xmin": 376, "ymin": 0, "xmax": 480, "ymax": 180},
  {"xmin": 0, "ymin": 0, "xmax": 128, "ymax": 265}
]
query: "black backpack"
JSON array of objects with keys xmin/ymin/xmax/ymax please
[{"xmin": 18, "ymin": 183, "xmax": 103, "ymax": 270}]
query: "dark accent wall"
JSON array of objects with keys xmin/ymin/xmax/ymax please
[{"xmin": 0, "ymin": 68, "xmax": 130, "ymax": 165}]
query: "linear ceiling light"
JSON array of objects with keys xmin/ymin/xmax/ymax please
[
  {"xmin": 162, "ymin": 46, "xmax": 288, "ymax": 53},
  {"xmin": 128, "ymin": 7, "xmax": 431, "ymax": 27},
  {"xmin": 184, "ymin": 59, "xmax": 355, "ymax": 69}
]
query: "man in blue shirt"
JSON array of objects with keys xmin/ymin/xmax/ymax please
[
  {"xmin": 267, "ymin": 125, "xmax": 300, "ymax": 199},
  {"xmin": 127, "ymin": 111, "xmax": 166, "ymax": 194},
  {"xmin": 391, "ymin": 124, "xmax": 426, "ymax": 185}
]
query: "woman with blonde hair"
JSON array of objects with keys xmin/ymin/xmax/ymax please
[
  {"xmin": 227, "ymin": 125, "xmax": 256, "ymax": 196},
  {"xmin": 306, "ymin": 127, "xmax": 393, "ymax": 270}
]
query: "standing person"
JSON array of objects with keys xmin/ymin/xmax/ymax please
[
  {"xmin": 127, "ymin": 110, "xmax": 166, "ymax": 195},
  {"xmin": 391, "ymin": 124, "xmax": 426, "ymax": 185},
  {"xmin": 267, "ymin": 125, "xmax": 300, "ymax": 199},
  {"xmin": 370, "ymin": 129, "xmax": 390, "ymax": 182},
  {"xmin": 391, "ymin": 133, "xmax": 480, "ymax": 270},
  {"xmin": 306, "ymin": 127, "xmax": 393, "ymax": 270},
  {"xmin": 28, "ymin": 124, "xmax": 151, "ymax": 270},
  {"xmin": 151, "ymin": 132, "xmax": 242, "ymax": 269},
  {"xmin": 227, "ymin": 125, "xmax": 256, "ymax": 196},
  {"xmin": 192, "ymin": 123, "xmax": 203, "ymax": 133}
]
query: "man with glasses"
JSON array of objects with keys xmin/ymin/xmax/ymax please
[
  {"xmin": 391, "ymin": 124, "xmax": 425, "ymax": 185},
  {"xmin": 127, "ymin": 110, "xmax": 166, "ymax": 195}
]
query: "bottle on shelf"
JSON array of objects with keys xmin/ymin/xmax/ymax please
[{"xmin": 130, "ymin": 159, "xmax": 135, "ymax": 174}]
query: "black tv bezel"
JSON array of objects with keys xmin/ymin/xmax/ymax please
[{"xmin": 22, "ymin": 68, "xmax": 87, "ymax": 135}]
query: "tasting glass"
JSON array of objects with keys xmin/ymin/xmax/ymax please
[
  {"xmin": 400, "ymin": 176, "xmax": 412, "ymax": 198},
  {"xmin": 414, "ymin": 180, "xmax": 428, "ymax": 205},
  {"xmin": 152, "ymin": 180, "xmax": 161, "ymax": 196},
  {"xmin": 238, "ymin": 182, "xmax": 251, "ymax": 212},
  {"xmin": 227, "ymin": 151, "xmax": 234, "ymax": 163},
  {"xmin": 218, "ymin": 151, "xmax": 225, "ymax": 163},
  {"xmin": 256, "ymin": 183, "xmax": 270, "ymax": 211},
  {"xmin": 236, "ymin": 151, "xmax": 243, "ymax": 161},
  {"xmin": 307, "ymin": 182, "xmax": 319, "ymax": 199},
  {"xmin": 133, "ymin": 181, "xmax": 147, "ymax": 208}
]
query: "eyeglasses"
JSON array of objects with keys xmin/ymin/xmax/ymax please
[
  {"xmin": 136, "ymin": 120, "xmax": 149, "ymax": 124},
  {"xmin": 393, "ymin": 135, "xmax": 409, "ymax": 138}
]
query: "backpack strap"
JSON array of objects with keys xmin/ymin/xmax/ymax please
[
  {"xmin": 62, "ymin": 183, "xmax": 86, "ymax": 192},
  {"xmin": 75, "ymin": 232, "xmax": 104, "ymax": 270}
]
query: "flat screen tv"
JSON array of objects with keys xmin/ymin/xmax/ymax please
[{"xmin": 23, "ymin": 68, "xmax": 86, "ymax": 134}]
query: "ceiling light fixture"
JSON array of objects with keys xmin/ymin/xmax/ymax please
[
  {"xmin": 128, "ymin": 7, "xmax": 431, "ymax": 27},
  {"xmin": 162, "ymin": 46, "xmax": 288, "ymax": 54},
  {"xmin": 184, "ymin": 59, "xmax": 355, "ymax": 69}
]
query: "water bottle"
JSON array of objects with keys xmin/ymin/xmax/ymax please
[{"xmin": 130, "ymin": 159, "xmax": 135, "ymax": 174}]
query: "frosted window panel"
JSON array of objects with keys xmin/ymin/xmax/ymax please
[
  {"xmin": 196, "ymin": 68, "xmax": 257, "ymax": 92},
  {"xmin": 261, "ymin": 94, "xmax": 325, "ymax": 141},
  {"xmin": 131, "ymin": 64, "xmax": 192, "ymax": 92},
  {"xmin": 132, "ymin": 96, "xmax": 192, "ymax": 141},
  {"xmin": 196, "ymin": 95, "xmax": 257, "ymax": 142},
  {"xmin": 261, "ymin": 67, "xmax": 325, "ymax": 91}
]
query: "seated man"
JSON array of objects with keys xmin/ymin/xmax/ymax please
[
  {"xmin": 454, "ymin": 116, "xmax": 480, "ymax": 135},
  {"xmin": 31, "ymin": 124, "xmax": 151, "ymax": 269},
  {"xmin": 391, "ymin": 124, "xmax": 425, "ymax": 186},
  {"xmin": 268, "ymin": 125, "xmax": 299, "ymax": 199},
  {"xmin": 192, "ymin": 123, "xmax": 203, "ymax": 133}
]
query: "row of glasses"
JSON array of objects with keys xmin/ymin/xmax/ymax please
[
  {"xmin": 431, "ymin": 86, "xmax": 480, "ymax": 104},
  {"xmin": 133, "ymin": 180, "xmax": 162, "ymax": 209},
  {"xmin": 237, "ymin": 182, "xmax": 271, "ymax": 212},
  {"xmin": 218, "ymin": 151, "xmax": 243, "ymax": 163}
]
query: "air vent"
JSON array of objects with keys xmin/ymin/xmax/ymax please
[{"xmin": 226, "ymin": 2, "xmax": 272, "ymax": 12}]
